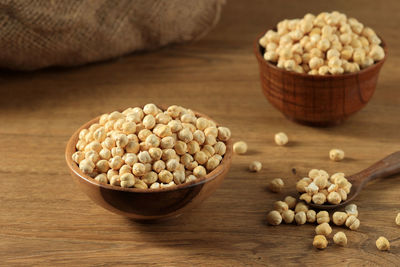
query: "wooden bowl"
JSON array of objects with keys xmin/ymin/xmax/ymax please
[
  {"xmin": 254, "ymin": 32, "xmax": 387, "ymax": 126},
  {"xmin": 65, "ymin": 111, "xmax": 233, "ymax": 221}
]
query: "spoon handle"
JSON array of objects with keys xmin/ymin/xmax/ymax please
[{"xmin": 352, "ymin": 151, "xmax": 400, "ymax": 185}]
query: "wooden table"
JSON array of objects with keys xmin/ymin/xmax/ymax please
[{"xmin": 1, "ymin": 1, "xmax": 400, "ymax": 265}]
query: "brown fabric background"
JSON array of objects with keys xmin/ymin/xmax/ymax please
[{"xmin": 0, "ymin": 0, "xmax": 225, "ymax": 70}]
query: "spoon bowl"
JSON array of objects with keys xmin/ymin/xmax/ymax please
[{"xmin": 308, "ymin": 151, "xmax": 400, "ymax": 210}]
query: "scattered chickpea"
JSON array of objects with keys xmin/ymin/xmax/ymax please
[
  {"xmin": 249, "ymin": 161, "xmax": 262, "ymax": 172},
  {"xmin": 396, "ymin": 213, "xmax": 400, "ymax": 226},
  {"xmin": 333, "ymin": 231, "xmax": 347, "ymax": 246},
  {"xmin": 332, "ymin": 211, "xmax": 348, "ymax": 226},
  {"xmin": 317, "ymin": 211, "xmax": 330, "ymax": 224},
  {"xmin": 313, "ymin": 235, "xmax": 328, "ymax": 249},
  {"xmin": 345, "ymin": 215, "xmax": 360, "ymax": 231},
  {"xmin": 284, "ymin": 196, "xmax": 297, "ymax": 209},
  {"xmin": 329, "ymin": 148, "xmax": 345, "ymax": 161},
  {"xmin": 300, "ymin": 193, "xmax": 312, "ymax": 203},
  {"xmin": 274, "ymin": 201, "xmax": 289, "ymax": 213},
  {"xmin": 267, "ymin": 210, "xmax": 282, "ymax": 226},
  {"xmin": 345, "ymin": 204, "xmax": 358, "ymax": 217},
  {"xmin": 282, "ymin": 210, "xmax": 295, "ymax": 224},
  {"xmin": 274, "ymin": 132, "xmax": 289, "ymax": 146},
  {"xmin": 376, "ymin": 236, "xmax": 390, "ymax": 251},
  {"xmin": 315, "ymin": 222, "xmax": 332, "ymax": 236},
  {"xmin": 268, "ymin": 178, "xmax": 285, "ymax": 193},
  {"xmin": 295, "ymin": 202, "xmax": 309, "ymax": 213},
  {"xmin": 295, "ymin": 211, "xmax": 307, "ymax": 225},
  {"xmin": 233, "ymin": 141, "xmax": 248, "ymax": 154},
  {"xmin": 306, "ymin": 210, "xmax": 316, "ymax": 223}
]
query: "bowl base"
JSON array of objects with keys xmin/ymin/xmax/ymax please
[{"xmin": 284, "ymin": 115, "xmax": 347, "ymax": 127}]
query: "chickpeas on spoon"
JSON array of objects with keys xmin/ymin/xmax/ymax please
[{"xmin": 307, "ymin": 151, "xmax": 400, "ymax": 210}]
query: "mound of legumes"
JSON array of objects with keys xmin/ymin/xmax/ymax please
[
  {"xmin": 259, "ymin": 11, "xmax": 385, "ymax": 75},
  {"xmin": 296, "ymin": 169, "xmax": 352, "ymax": 205},
  {"xmin": 72, "ymin": 104, "xmax": 231, "ymax": 189}
]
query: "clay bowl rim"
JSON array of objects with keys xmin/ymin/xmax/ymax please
[
  {"xmin": 254, "ymin": 30, "xmax": 387, "ymax": 79},
  {"xmin": 65, "ymin": 108, "xmax": 233, "ymax": 194}
]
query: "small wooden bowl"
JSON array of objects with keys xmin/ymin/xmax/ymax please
[
  {"xmin": 254, "ymin": 32, "xmax": 387, "ymax": 126},
  {"xmin": 65, "ymin": 111, "xmax": 233, "ymax": 221}
]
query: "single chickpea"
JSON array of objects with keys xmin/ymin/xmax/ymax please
[
  {"xmin": 312, "ymin": 193, "xmax": 327, "ymax": 205},
  {"xmin": 119, "ymin": 164, "xmax": 132, "ymax": 175},
  {"xmin": 233, "ymin": 141, "xmax": 248, "ymax": 154},
  {"xmin": 202, "ymin": 145, "xmax": 215, "ymax": 157},
  {"xmin": 159, "ymin": 170, "xmax": 173, "ymax": 183},
  {"xmin": 178, "ymin": 128, "xmax": 193, "ymax": 143},
  {"xmin": 160, "ymin": 136, "xmax": 175, "ymax": 149},
  {"xmin": 327, "ymin": 192, "xmax": 342, "ymax": 205},
  {"xmin": 143, "ymin": 103, "xmax": 158, "ymax": 116},
  {"xmin": 155, "ymin": 113, "xmax": 172, "ymax": 124},
  {"xmin": 345, "ymin": 204, "xmax": 358, "ymax": 217},
  {"xmin": 204, "ymin": 126, "xmax": 218, "ymax": 138},
  {"xmin": 138, "ymin": 151, "xmax": 152, "ymax": 164},
  {"xmin": 99, "ymin": 148, "xmax": 111, "ymax": 160},
  {"xmin": 317, "ymin": 211, "xmax": 330, "ymax": 224},
  {"xmin": 173, "ymin": 170, "xmax": 185, "ymax": 184},
  {"xmin": 314, "ymin": 176, "xmax": 328, "ymax": 189},
  {"xmin": 296, "ymin": 179, "xmax": 309, "ymax": 193},
  {"xmin": 116, "ymin": 134, "xmax": 128, "ymax": 148},
  {"xmin": 132, "ymin": 163, "xmax": 146, "ymax": 176},
  {"xmin": 142, "ymin": 114, "xmax": 156, "ymax": 130},
  {"xmin": 145, "ymin": 134, "xmax": 160, "ymax": 148},
  {"xmin": 193, "ymin": 130, "xmax": 206, "ymax": 145},
  {"xmin": 318, "ymin": 65, "xmax": 329, "ymax": 75},
  {"xmin": 134, "ymin": 178, "xmax": 148, "ymax": 189},
  {"xmin": 282, "ymin": 210, "xmax": 295, "ymax": 224},
  {"xmin": 268, "ymin": 178, "xmax": 285, "ymax": 193},
  {"xmin": 193, "ymin": 166, "xmax": 207, "ymax": 178},
  {"xmin": 72, "ymin": 151, "xmax": 85, "ymax": 164},
  {"xmin": 300, "ymin": 193, "xmax": 312, "ymax": 203},
  {"xmin": 295, "ymin": 202, "xmax": 309, "ymax": 213},
  {"xmin": 395, "ymin": 213, "xmax": 400, "ymax": 226},
  {"xmin": 306, "ymin": 210, "xmax": 316, "ymax": 223},
  {"xmin": 305, "ymin": 182, "xmax": 319, "ymax": 195},
  {"xmin": 187, "ymin": 141, "xmax": 200, "ymax": 154},
  {"xmin": 94, "ymin": 173, "xmax": 108, "ymax": 184},
  {"xmin": 295, "ymin": 211, "xmax": 307, "ymax": 225},
  {"xmin": 333, "ymin": 231, "xmax": 347, "ymax": 246},
  {"xmin": 150, "ymin": 182, "xmax": 160, "ymax": 189},
  {"xmin": 329, "ymin": 148, "xmax": 345, "ymax": 161},
  {"xmin": 332, "ymin": 211, "xmax": 348, "ymax": 226},
  {"xmin": 107, "ymin": 169, "xmax": 118, "ymax": 180},
  {"xmin": 93, "ymin": 127, "xmax": 106, "ymax": 142},
  {"xmin": 337, "ymin": 188, "xmax": 347, "ymax": 201},
  {"xmin": 166, "ymin": 159, "xmax": 180, "ymax": 172},
  {"xmin": 162, "ymin": 148, "xmax": 177, "ymax": 161},
  {"xmin": 96, "ymin": 159, "xmax": 110, "ymax": 173},
  {"xmin": 111, "ymin": 147, "xmax": 124, "ymax": 158},
  {"xmin": 274, "ymin": 132, "xmax": 288, "ymax": 146},
  {"xmin": 110, "ymin": 175, "xmax": 120, "ymax": 186},
  {"xmin": 345, "ymin": 215, "xmax": 360, "ymax": 230},
  {"xmin": 168, "ymin": 120, "xmax": 183, "ymax": 133},
  {"xmin": 194, "ymin": 151, "xmax": 208, "ymax": 165},
  {"xmin": 309, "ymin": 57, "xmax": 324, "ymax": 70},
  {"xmin": 149, "ymin": 147, "xmax": 162, "ymax": 161},
  {"xmin": 214, "ymin": 141, "xmax": 226, "ymax": 156},
  {"xmin": 142, "ymin": 171, "xmax": 158, "ymax": 185},
  {"xmin": 217, "ymin": 127, "xmax": 231, "ymax": 141},
  {"xmin": 249, "ymin": 161, "xmax": 262, "ymax": 172},
  {"xmin": 109, "ymin": 156, "xmax": 124, "ymax": 170},
  {"xmin": 206, "ymin": 156, "xmax": 220, "ymax": 171},
  {"xmin": 120, "ymin": 173, "xmax": 135, "ymax": 188},
  {"xmin": 267, "ymin": 210, "xmax": 282, "ymax": 226},
  {"xmin": 369, "ymin": 45, "xmax": 385, "ymax": 61},
  {"xmin": 274, "ymin": 201, "xmax": 289, "ymax": 213},
  {"xmin": 376, "ymin": 237, "xmax": 390, "ymax": 251},
  {"xmin": 87, "ymin": 141, "xmax": 102, "ymax": 153},
  {"xmin": 284, "ymin": 196, "xmax": 297, "ymax": 209},
  {"xmin": 315, "ymin": 222, "xmax": 332, "ymax": 237},
  {"xmin": 185, "ymin": 175, "xmax": 197, "ymax": 183},
  {"xmin": 313, "ymin": 235, "xmax": 328, "ymax": 249}
]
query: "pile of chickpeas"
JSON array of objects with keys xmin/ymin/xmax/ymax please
[
  {"xmin": 72, "ymin": 104, "xmax": 231, "ymax": 189},
  {"xmin": 259, "ymin": 11, "xmax": 385, "ymax": 75},
  {"xmin": 296, "ymin": 169, "xmax": 352, "ymax": 205},
  {"xmin": 267, "ymin": 197, "xmax": 360, "ymax": 248}
]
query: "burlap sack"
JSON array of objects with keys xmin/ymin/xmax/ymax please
[{"xmin": 0, "ymin": 0, "xmax": 225, "ymax": 70}]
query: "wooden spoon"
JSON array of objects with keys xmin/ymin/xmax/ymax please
[{"xmin": 308, "ymin": 151, "xmax": 400, "ymax": 210}]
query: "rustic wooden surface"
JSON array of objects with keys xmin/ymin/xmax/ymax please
[{"xmin": 1, "ymin": 0, "xmax": 400, "ymax": 266}]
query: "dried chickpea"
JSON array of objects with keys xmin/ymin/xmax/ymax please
[
  {"xmin": 312, "ymin": 192, "xmax": 327, "ymax": 205},
  {"xmin": 193, "ymin": 166, "xmax": 207, "ymax": 178},
  {"xmin": 132, "ymin": 163, "xmax": 146, "ymax": 176},
  {"xmin": 313, "ymin": 235, "xmax": 328, "ymax": 249},
  {"xmin": 329, "ymin": 148, "xmax": 345, "ymax": 161},
  {"xmin": 119, "ymin": 164, "xmax": 132, "ymax": 175},
  {"xmin": 274, "ymin": 132, "xmax": 288, "ymax": 146},
  {"xmin": 295, "ymin": 202, "xmax": 309, "ymax": 213},
  {"xmin": 395, "ymin": 213, "xmax": 400, "ymax": 226},
  {"xmin": 333, "ymin": 231, "xmax": 347, "ymax": 246},
  {"xmin": 332, "ymin": 212, "xmax": 348, "ymax": 226},
  {"xmin": 72, "ymin": 151, "xmax": 85, "ymax": 164},
  {"xmin": 233, "ymin": 141, "xmax": 247, "ymax": 154},
  {"xmin": 178, "ymin": 128, "xmax": 193, "ymax": 143},
  {"xmin": 284, "ymin": 196, "xmax": 297, "ymax": 209},
  {"xmin": 194, "ymin": 151, "xmax": 208, "ymax": 165},
  {"xmin": 345, "ymin": 215, "xmax": 360, "ymax": 230},
  {"xmin": 268, "ymin": 178, "xmax": 284, "ymax": 193},
  {"xmin": 274, "ymin": 201, "xmax": 289, "ymax": 213},
  {"xmin": 214, "ymin": 141, "xmax": 226, "ymax": 156},
  {"xmin": 327, "ymin": 192, "xmax": 342, "ymax": 205},
  {"xmin": 345, "ymin": 204, "xmax": 358, "ymax": 217},
  {"xmin": 295, "ymin": 211, "xmax": 307, "ymax": 225},
  {"xmin": 267, "ymin": 210, "xmax": 282, "ymax": 226},
  {"xmin": 148, "ymin": 147, "xmax": 162, "ymax": 161},
  {"xmin": 306, "ymin": 210, "xmax": 316, "ymax": 223},
  {"xmin": 376, "ymin": 237, "xmax": 390, "ymax": 251},
  {"xmin": 317, "ymin": 211, "xmax": 330, "ymax": 224},
  {"xmin": 296, "ymin": 179, "xmax": 309, "ymax": 193},
  {"xmin": 142, "ymin": 171, "xmax": 158, "ymax": 185},
  {"xmin": 206, "ymin": 156, "xmax": 220, "ymax": 171},
  {"xmin": 282, "ymin": 210, "xmax": 295, "ymax": 224},
  {"xmin": 120, "ymin": 173, "xmax": 135, "ymax": 188},
  {"xmin": 159, "ymin": 170, "xmax": 173, "ymax": 183},
  {"xmin": 300, "ymin": 193, "xmax": 312, "ymax": 204},
  {"xmin": 315, "ymin": 222, "xmax": 332, "ymax": 236},
  {"xmin": 249, "ymin": 161, "xmax": 262, "ymax": 172}
]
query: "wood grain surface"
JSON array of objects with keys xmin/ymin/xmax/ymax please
[{"xmin": 1, "ymin": 0, "xmax": 400, "ymax": 266}]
